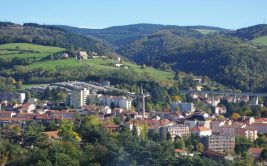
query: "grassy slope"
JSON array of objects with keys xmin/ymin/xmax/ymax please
[
  {"xmin": 0, "ymin": 43, "xmax": 174, "ymax": 83},
  {"xmin": 0, "ymin": 43, "xmax": 64, "ymax": 60},
  {"xmin": 193, "ymin": 29, "xmax": 218, "ymax": 34},
  {"xmin": 252, "ymin": 36, "xmax": 267, "ymax": 46},
  {"xmin": 28, "ymin": 58, "xmax": 174, "ymax": 81}
]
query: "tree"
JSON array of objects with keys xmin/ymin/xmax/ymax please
[
  {"xmin": 145, "ymin": 102, "xmax": 153, "ymax": 112},
  {"xmin": 231, "ymin": 112, "xmax": 241, "ymax": 120},
  {"xmin": 113, "ymin": 117, "xmax": 121, "ymax": 125},
  {"xmin": 174, "ymin": 138, "xmax": 185, "ymax": 149},
  {"xmin": 58, "ymin": 120, "xmax": 80, "ymax": 142},
  {"xmin": 171, "ymin": 95, "xmax": 182, "ymax": 102},
  {"xmin": 15, "ymin": 81, "xmax": 22, "ymax": 89},
  {"xmin": 260, "ymin": 149, "xmax": 267, "ymax": 161},
  {"xmin": 196, "ymin": 143, "xmax": 205, "ymax": 153},
  {"xmin": 79, "ymin": 115, "xmax": 102, "ymax": 134},
  {"xmin": 235, "ymin": 136, "xmax": 252, "ymax": 154}
]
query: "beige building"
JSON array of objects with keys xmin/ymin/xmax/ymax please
[
  {"xmin": 219, "ymin": 124, "xmax": 258, "ymax": 141},
  {"xmin": 70, "ymin": 88, "xmax": 90, "ymax": 108},
  {"xmin": 202, "ymin": 135, "xmax": 235, "ymax": 152},
  {"xmin": 167, "ymin": 124, "xmax": 190, "ymax": 140}
]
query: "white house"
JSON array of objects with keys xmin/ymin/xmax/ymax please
[
  {"xmin": 191, "ymin": 126, "xmax": 212, "ymax": 137},
  {"xmin": 185, "ymin": 114, "xmax": 211, "ymax": 129}
]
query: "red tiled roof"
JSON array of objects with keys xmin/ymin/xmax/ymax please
[
  {"xmin": 175, "ymin": 149, "xmax": 187, "ymax": 153},
  {"xmin": 248, "ymin": 148, "xmax": 264, "ymax": 154},
  {"xmin": 191, "ymin": 126, "xmax": 211, "ymax": 132},
  {"xmin": 42, "ymin": 131, "xmax": 59, "ymax": 139},
  {"xmin": 204, "ymin": 150, "xmax": 225, "ymax": 157},
  {"xmin": 105, "ymin": 124, "xmax": 119, "ymax": 128},
  {"xmin": 0, "ymin": 117, "xmax": 31, "ymax": 121},
  {"xmin": 0, "ymin": 111, "xmax": 13, "ymax": 114},
  {"xmin": 255, "ymin": 118, "xmax": 267, "ymax": 123},
  {"xmin": 34, "ymin": 114, "xmax": 53, "ymax": 120}
]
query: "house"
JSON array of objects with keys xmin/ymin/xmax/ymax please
[
  {"xmin": 185, "ymin": 113, "xmax": 211, "ymax": 129},
  {"xmin": 248, "ymin": 148, "xmax": 264, "ymax": 159},
  {"xmin": 78, "ymin": 51, "xmax": 88, "ymax": 59},
  {"xmin": 42, "ymin": 131, "xmax": 59, "ymax": 139},
  {"xmin": 0, "ymin": 117, "xmax": 31, "ymax": 128},
  {"xmin": 251, "ymin": 123, "xmax": 267, "ymax": 134},
  {"xmin": 203, "ymin": 150, "xmax": 226, "ymax": 161},
  {"xmin": 0, "ymin": 92, "xmax": 25, "ymax": 104},
  {"xmin": 16, "ymin": 112, "xmax": 35, "ymax": 120},
  {"xmin": 115, "ymin": 64, "xmax": 123, "ymax": 68},
  {"xmin": 17, "ymin": 103, "xmax": 36, "ymax": 113},
  {"xmin": 211, "ymin": 119, "xmax": 227, "ymax": 134},
  {"xmin": 219, "ymin": 123, "xmax": 258, "ymax": 141},
  {"xmin": 175, "ymin": 149, "xmax": 188, "ymax": 157},
  {"xmin": 0, "ymin": 111, "xmax": 16, "ymax": 118},
  {"xmin": 105, "ymin": 124, "xmax": 120, "ymax": 132},
  {"xmin": 236, "ymin": 127, "xmax": 258, "ymax": 141},
  {"xmin": 115, "ymin": 63, "xmax": 128, "ymax": 69},
  {"xmin": 191, "ymin": 126, "xmax": 212, "ymax": 137},
  {"xmin": 214, "ymin": 106, "xmax": 227, "ymax": 115},
  {"xmin": 34, "ymin": 114, "xmax": 53, "ymax": 121},
  {"xmin": 48, "ymin": 110, "xmax": 78, "ymax": 120}
]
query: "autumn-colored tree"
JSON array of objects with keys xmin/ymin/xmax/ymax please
[
  {"xmin": 58, "ymin": 120, "xmax": 80, "ymax": 142},
  {"xmin": 231, "ymin": 112, "xmax": 241, "ymax": 120},
  {"xmin": 196, "ymin": 143, "xmax": 205, "ymax": 153},
  {"xmin": 171, "ymin": 95, "xmax": 182, "ymax": 102}
]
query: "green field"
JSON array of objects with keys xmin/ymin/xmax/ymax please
[
  {"xmin": 28, "ymin": 58, "xmax": 174, "ymax": 81},
  {"xmin": 193, "ymin": 29, "xmax": 218, "ymax": 34},
  {"xmin": 0, "ymin": 43, "xmax": 64, "ymax": 60},
  {"xmin": 0, "ymin": 43, "xmax": 174, "ymax": 82},
  {"xmin": 252, "ymin": 36, "xmax": 267, "ymax": 46}
]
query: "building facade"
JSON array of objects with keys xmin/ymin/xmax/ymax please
[
  {"xmin": 166, "ymin": 124, "xmax": 190, "ymax": 140},
  {"xmin": 69, "ymin": 88, "xmax": 90, "ymax": 108},
  {"xmin": 201, "ymin": 135, "xmax": 235, "ymax": 152},
  {"xmin": 98, "ymin": 95, "xmax": 132, "ymax": 110}
]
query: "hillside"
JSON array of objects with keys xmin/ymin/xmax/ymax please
[
  {"xmin": 118, "ymin": 28, "xmax": 202, "ymax": 65},
  {"xmin": 252, "ymin": 36, "xmax": 267, "ymax": 46},
  {"xmin": 119, "ymin": 32, "xmax": 267, "ymax": 92},
  {"xmin": 57, "ymin": 24, "xmax": 226, "ymax": 48},
  {"xmin": 0, "ymin": 22, "xmax": 114, "ymax": 55},
  {"xmin": 0, "ymin": 43, "xmax": 174, "ymax": 85},
  {"xmin": 230, "ymin": 24, "xmax": 267, "ymax": 40}
]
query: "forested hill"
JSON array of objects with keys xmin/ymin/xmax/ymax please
[
  {"xmin": 229, "ymin": 24, "xmax": 267, "ymax": 40},
  {"xmin": 119, "ymin": 30, "xmax": 267, "ymax": 92},
  {"xmin": 57, "ymin": 24, "xmax": 226, "ymax": 48},
  {"xmin": 118, "ymin": 28, "xmax": 202, "ymax": 62},
  {"xmin": 0, "ymin": 22, "xmax": 114, "ymax": 55}
]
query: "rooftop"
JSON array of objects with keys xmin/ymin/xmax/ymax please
[
  {"xmin": 248, "ymin": 148, "xmax": 264, "ymax": 154},
  {"xmin": 191, "ymin": 126, "xmax": 211, "ymax": 132}
]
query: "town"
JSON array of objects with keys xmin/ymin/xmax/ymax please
[
  {"xmin": 1, "ymin": 1, "xmax": 267, "ymax": 165},
  {"xmin": 1, "ymin": 78, "xmax": 267, "ymax": 165}
]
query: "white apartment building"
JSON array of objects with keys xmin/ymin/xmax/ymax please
[
  {"xmin": 69, "ymin": 88, "xmax": 90, "ymax": 108},
  {"xmin": 98, "ymin": 95, "xmax": 132, "ymax": 110}
]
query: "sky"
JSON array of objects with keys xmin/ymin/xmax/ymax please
[{"xmin": 0, "ymin": 0, "xmax": 266, "ymax": 29}]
